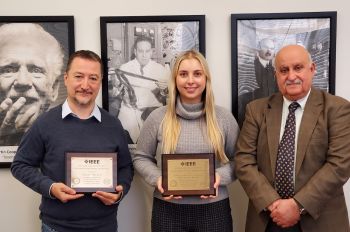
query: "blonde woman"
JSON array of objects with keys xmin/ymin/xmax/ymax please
[{"xmin": 133, "ymin": 50, "xmax": 239, "ymax": 232}]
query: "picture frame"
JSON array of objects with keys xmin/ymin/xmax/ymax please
[
  {"xmin": 65, "ymin": 152, "xmax": 118, "ymax": 193},
  {"xmin": 161, "ymin": 153, "xmax": 215, "ymax": 196},
  {"xmin": 0, "ymin": 16, "xmax": 75, "ymax": 168},
  {"xmin": 100, "ymin": 15, "xmax": 205, "ymax": 148},
  {"xmin": 231, "ymin": 12, "xmax": 337, "ymax": 127}
]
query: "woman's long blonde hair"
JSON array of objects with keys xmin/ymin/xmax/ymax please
[{"xmin": 162, "ymin": 50, "xmax": 228, "ymax": 163}]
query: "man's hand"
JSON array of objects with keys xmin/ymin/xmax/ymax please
[
  {"xmin": 269, "ymin": 198, "xmax": 300, "ymax": 228},
  {"xmin": 50, "ymin": 183, "xmax": 84, "ymax": 203},
  {"xmin": 1, "ymin": 98, "xmax": 19, "ymax": 131},
  {"xmin": 92, "ymin": 185, "xmax": 124, "ymax": 205},
  {"xmin": 15, "ymin": 104, "xmax": 39, "ymax": 130},
  {"xmin": 156, "ymin": 81, "xmax": 168, "ymax": 92},
  {"xmin": 0, "ymin": 97, "xmax": 39, "ymax": 135},
  {"xmin": 267, "ymin": 199, "xmax": 280, "ymax": 212},
  {"xmin": 153, "ymin": 81, "xmax": 168, "ymax": 105}
]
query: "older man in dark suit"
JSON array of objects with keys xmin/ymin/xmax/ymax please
[
  {"xmin": 254, "ymin": 38, "xmax": 278, "ymax": 99},
  {"xmin": 235, "ymin": 44, "xmax": 350, "ymax": 232}
]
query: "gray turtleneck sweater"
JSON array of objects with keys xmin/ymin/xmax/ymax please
[{"xmin": 133, "ymin": 98, "xmax": 239, "ymax": 204}]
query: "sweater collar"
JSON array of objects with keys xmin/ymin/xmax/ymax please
[{"xmin": 176, "ymin": 97, "xmax": 204, "ymax": 120}]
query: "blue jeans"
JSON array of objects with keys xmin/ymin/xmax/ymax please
[{"xmin": 42, "ymin": 223, "xmax": 58, "ymax": 232}]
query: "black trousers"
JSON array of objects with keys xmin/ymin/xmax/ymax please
[{"xmin": 152, "ymin": 198, "xmax": 233, "ymax": 232}]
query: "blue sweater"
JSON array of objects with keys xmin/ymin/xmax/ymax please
[{"xmin": 11, "ymin": 105, "xmax": 133, "ymax": 232}]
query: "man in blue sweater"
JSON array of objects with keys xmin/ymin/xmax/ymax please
[{"xmin": 11, "ymin": 50, "xmax": 134, "ymax": 232}]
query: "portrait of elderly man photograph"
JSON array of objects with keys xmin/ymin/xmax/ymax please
[{"xmin": 0, "ymin": 21, "xmax": 72, "ymax": 152}]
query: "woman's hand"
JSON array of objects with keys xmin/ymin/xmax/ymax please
[
  {"xmin": 157, "ymin": 176, "xmax": 182, "ymax": 200},
  {"xmin": 200, "ymin": 173, "xmax": 220, "ymax": 199}
]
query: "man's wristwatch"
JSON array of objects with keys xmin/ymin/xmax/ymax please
[
  {"xmin": 294, "ymin": 199, "xmax": 306, "ymax": 215},
  {"xmin": 299, "ymin": 207, "xmax": 306, "ymax": 215}
]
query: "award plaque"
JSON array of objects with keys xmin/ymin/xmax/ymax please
[
  {"xmin": 65, "ymin": 152, "xmax": 117, "ymax": 193},
  {"xmin": 162, "ymin": 153, "xmax": 215, "ymax": 196}
]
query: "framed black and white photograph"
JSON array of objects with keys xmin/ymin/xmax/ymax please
[
  {"xmin": 0, "ymin": 16, "xmax": 75, "ymax": 168},
  {"xmin": 100, "ymin": 15, "xmax": 205, "ymax": 149},
  {"xmin": 231, "ymin": 11, "xmax": 337, "ymax": 127}
]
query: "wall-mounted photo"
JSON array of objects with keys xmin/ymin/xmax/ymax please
[
  {"xmin": 231, "ymin": 11, "xmax": 336, "ymax": 127},
  {"xmin": 0, "ymin": 16, "xmax": 75, "ymax": 168},
  {"xmin": 100, "ymin": 15, "xmax": 205, "ymax": 150}
]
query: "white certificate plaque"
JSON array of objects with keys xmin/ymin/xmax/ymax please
[{"xmin": 65, "ymin": 152, "xmax": 117, "ymax": 192}]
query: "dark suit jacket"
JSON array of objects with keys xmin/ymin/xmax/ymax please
[
  {"xmin": 254, "ymin": 57, "xmax": 278, "ymax": 98},
  {"xmin": 235, "ymin": 88, "xmax": 350, "ymax": 232}
]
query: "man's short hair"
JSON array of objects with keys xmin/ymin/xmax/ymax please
[
  {"xmin": 0, "ymin": 23, "xmax": 64, "ymax": 83},
  {"xmin": 134, "ymin": 36, "xmax": 153, "ymax": 48},
  {"xmin": 65, "ymin": 50, "xmax": 103, "ymax": 76},
  {"xmin": 258, "ymin": 38, "xmax": 275, "ymax": 50}
]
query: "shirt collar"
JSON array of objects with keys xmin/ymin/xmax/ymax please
[
  {"xmin": 282, "ymin": 89, "xmax": 311, "ymax": 110},
  {"xmin": 257, "ymin": 54, "xmax": 272, "ymax": 68},
  {"xmin": 62, "ymin": 99, "xmax": 101, "ymax": 122}
]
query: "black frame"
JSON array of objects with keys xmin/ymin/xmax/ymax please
[
  {"xmin": 0, "ymin": 16, "xmax": 75, "ymax": 168},
  {"xmin": 100, "ymin": 15, "xmax": 206, "ymax": 112},
  {"xmin": 231, "ymin": 12, "xmax": 337, "ymax": 126}
]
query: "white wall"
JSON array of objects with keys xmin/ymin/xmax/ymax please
[{"xmin": 1, "ymin": 0, "xmax": 349, "ymax": 231}]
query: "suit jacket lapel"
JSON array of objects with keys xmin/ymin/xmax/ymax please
[
  {"xmin": 295, "ymin": 89, "xmax": 323, "ymax": 175},
  {"xmin": 266, "ymin": 93, "xmax": 283, "ymax": 176}
]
